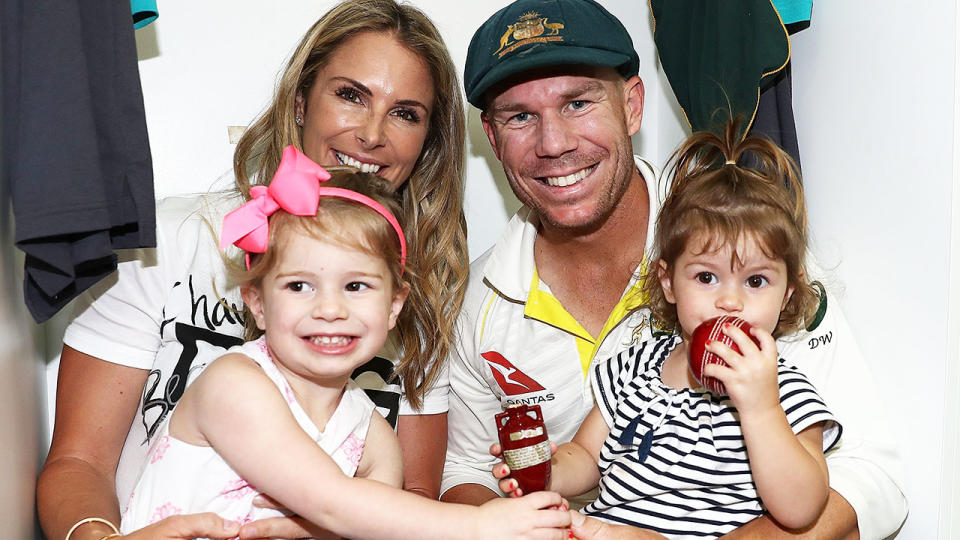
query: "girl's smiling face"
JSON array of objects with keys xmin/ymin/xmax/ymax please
[
  {"xmin": 242, "ymin": 230, "xmax": 406, "ymax": 387},
  {"xmin": 659, "ymin": 233, "xmax": 795, "ymax": 341},
  {"xmin": 296, "ymin": 31, "xmax": 434, "ymax": 189}
]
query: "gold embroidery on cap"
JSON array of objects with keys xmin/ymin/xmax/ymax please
[{"xmin": 494, "ymin": 11, "xmax": 565, "ymax": 58}]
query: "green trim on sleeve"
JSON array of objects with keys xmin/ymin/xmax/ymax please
[{"xmin": 806, "ymin": 281, "xmax": 827, "ymax": 332}]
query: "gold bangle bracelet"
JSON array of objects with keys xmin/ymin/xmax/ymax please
[
  {"xmin": 65, "ymin": 517, "xmax": 120, "ymax": 540},
  {"xmin": 99, "ymin": 534, "xmax": 122, "ymax": 540}
]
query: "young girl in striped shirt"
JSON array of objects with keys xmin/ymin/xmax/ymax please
[{"xmin": 495, "ymin": 122, "xmax": 842, "ymax": 538}]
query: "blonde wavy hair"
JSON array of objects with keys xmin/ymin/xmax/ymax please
[
  {"xmin": 642, "ymin": 119, "xmax": 819, "ymax": 338},
  {"xmin": 232, "ymin": 0, "xmax": 467, "ymax": 409}
]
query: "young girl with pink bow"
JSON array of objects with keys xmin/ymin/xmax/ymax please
[{"xmin": 118, "ymin": 146, "xmax": 570, "ymax": 539}]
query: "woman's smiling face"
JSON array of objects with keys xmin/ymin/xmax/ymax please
[{"xmin": 296, "ymin": 31, "xmax": 435, "ymax": 188}]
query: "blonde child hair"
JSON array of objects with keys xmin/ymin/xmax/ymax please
[{"xmin": 233, "ymin": 167, "xmax": 408, "ymax": 342}]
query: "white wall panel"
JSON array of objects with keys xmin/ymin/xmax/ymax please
[{"xmin": 791, "ymin": 3, "xmax": 955, "ymax": 537}]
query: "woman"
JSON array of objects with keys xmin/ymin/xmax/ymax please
[{"xmin": 37, "ymin": 1, "xmax": 468, "ymax": 539}]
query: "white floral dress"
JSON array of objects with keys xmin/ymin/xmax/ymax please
[{"xmin": 120, "ymin": 337, "xmax": 375, "ymax": 534}]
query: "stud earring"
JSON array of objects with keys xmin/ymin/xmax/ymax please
[{"xmin": 295, "ymin": 115, "xmax": 303, "ymax": 126}]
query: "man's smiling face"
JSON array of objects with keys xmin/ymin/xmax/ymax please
[{"xmin": 481, "ymin": 66, "xmax": 643, "ymax": 233}]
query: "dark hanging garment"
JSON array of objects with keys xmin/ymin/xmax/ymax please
[
  {"xmin": 2, "ymin": 0, "xmax": 156, "ymax": 323},
  {"xmin": 749, "ymin": 1, "xmax": 813, "ymax": 175},
  {"xmin": 650, "ymin": 1, "xmax": 796, "ymax": 160},
  {"xmin": 752, "ymin": 62, "xmax": 802, "ymax": 176}
]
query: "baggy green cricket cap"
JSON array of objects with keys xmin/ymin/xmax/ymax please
[{"xmin": 464, "ymin": 0, "xmax": 640, "ymax": 109}]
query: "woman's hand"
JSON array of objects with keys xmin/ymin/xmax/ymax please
[
  {"xmin": 117, "ymin": 513, "xmax": 240, "ymax": 539},
  {"xmin": 489, "ymin": 441, "xmax": 558, "ymax": 497},
  {"xmin": 568, "ymin": 511, "xmax": 668, "ymax": 540},
  {"xmin": 237, "ymin": 494, "xmax": 340, "ymax": 540}
]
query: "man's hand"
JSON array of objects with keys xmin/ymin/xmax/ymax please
[
  {"xmin": 568, "ymin": 511, "xmax": 668, "ymax": 540},
  {"xmin": 718, "ymin": 489, "xmax": 861, "ymax": 539}
]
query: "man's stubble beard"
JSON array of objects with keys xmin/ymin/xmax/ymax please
[{"xmin": 532, "ymin": 141, "xmax": 636, "ymax": 238}]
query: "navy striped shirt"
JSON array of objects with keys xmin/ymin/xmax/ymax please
[{"xmin": 585, "ymin": 335, "xmax": 842, "ymax": 539}]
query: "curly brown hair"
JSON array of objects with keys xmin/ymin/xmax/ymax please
[{"xmin": 642, "ymin": 119, "xmax": 818, "ymax": 338}]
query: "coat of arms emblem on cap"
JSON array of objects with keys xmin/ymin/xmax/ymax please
[{"xmin": 493, "ymin": 11, "xmax": 565, "ymax": 58}]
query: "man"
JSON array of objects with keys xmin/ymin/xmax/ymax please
[{"xmin": 442, "ymin": 0, "xmax": 907, "ymax": 538}]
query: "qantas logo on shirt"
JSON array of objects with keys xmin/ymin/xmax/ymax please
[{"xmin": 482, "ymin": 351, "xmax": 546, "ymax": 396}]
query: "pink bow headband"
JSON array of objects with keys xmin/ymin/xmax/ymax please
[{"xmin": 220, "ymin": 145, "xmax": 407, "ymax": 271}]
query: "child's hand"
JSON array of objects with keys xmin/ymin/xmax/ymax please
[
  {"xmin": 239, "ymin": 494, "xmax": 340, "ymax": 539},
  {"xmin": 702, "ymin": 322, "xmax": 780, "ymax": 415},
  {"xmin": 475, "ymin": 492, "xmax": 571, "ymax": 540},
  {"xmin": 489, "ymin": 441, "xmax": 558, "ymax": 497}
]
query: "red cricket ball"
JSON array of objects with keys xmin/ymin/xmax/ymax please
[{"xmin": 688, "ymin": 316, "xmax": 760, "ymax": 395}]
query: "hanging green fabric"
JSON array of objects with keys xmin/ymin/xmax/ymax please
[{"xmin": 650, "ymin": 0, "xmax": 790, "ymax": 140}]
